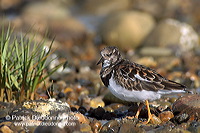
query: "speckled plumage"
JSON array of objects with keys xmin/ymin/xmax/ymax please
[{"xmin": 97, "ymin": 46, "xmax": 187, "ymax": 102}]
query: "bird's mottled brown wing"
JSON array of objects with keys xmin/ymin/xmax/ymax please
[{"xmin": 114, "ymin": 60, "xmax": 186, "ymax": 92}]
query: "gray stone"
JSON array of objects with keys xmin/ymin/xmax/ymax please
[
  {"xmin": 139, "ymin": 47, "xmax": 172, "ymax": 56},
  {"xmin": 143, "ymin": 19, "xmax": 199, "ymax": 55}
]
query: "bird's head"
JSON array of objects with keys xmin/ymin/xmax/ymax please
[{"xmin": 97, "ymin": 46, "xmax": 122, "ymax": 68}]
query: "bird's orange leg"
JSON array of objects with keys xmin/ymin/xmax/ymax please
[
  {"xmin": 143, "ymin": 100, "xmax": 153, "ymax": 124},
  {"xmin": 135, "ymin": 103, "xmax": 143, "ymax": 118}
]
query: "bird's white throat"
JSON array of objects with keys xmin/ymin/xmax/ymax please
[{"xmin": 103, "ymin": 60, "xmax": 110, "ymax": 68}]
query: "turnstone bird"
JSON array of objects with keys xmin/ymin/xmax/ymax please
[{"xmin": 97, "ymin": 46, "xmax": 188, "ymax": 124}]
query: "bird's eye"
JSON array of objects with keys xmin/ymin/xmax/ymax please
[{"xmin": 106, "ymin": 53, "xmax": 112, "ymax": 57}]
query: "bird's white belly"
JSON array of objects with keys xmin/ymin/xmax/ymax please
[{"xmin": 108, "ymin": 75, "xmax": 161, "ymax": 102}]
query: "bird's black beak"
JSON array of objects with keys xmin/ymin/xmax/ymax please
[{"xmin": 97, "ymin": 57, "xmax": 103, "ymax": 65}]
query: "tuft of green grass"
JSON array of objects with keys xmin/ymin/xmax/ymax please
[{"xmin": 0, "ymin": 25, "xmax": 64, "ymax": 103}]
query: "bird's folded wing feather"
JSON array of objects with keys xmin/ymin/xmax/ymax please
[{"xmin": 115, "ymin": 61, "xmax": 186, "ymax": 92}]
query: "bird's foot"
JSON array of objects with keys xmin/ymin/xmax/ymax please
[{"xmin": 141, "ymin": 114, "xmax": 156, "ymax": 124}]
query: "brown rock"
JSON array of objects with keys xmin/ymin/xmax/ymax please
[
  {"xmin": 151, "ymin": 114, "xmax": 162, "ymax": 125},
  {"xmin": 172, "ymin": 94, "xmax": 200, "ymax": 119},
  {"xmin": 119, "ymin": 123, "xmax": 145, "ymax": 133},
  {"xmin": 34, "ymin": 126, "xmax": 66, "ymax": 133},
  {"xmin": 67, "ymin": 91, "xmax": 79, "ymax": 103},
  {"xmin": 90, "ymin": 97, "xmax": 105, "ymax": 108},
  {"xmin": 100, "ymin": 120, "xmax": 120, "ymax": 133},
  {"xmin": 80, "ymin": 123, "xmax": 92, "ymax": 132},
  {"xmin": 90, "ymin": 119, "xmax": 102, "ymax": 133},
  {"xmin": 104, "ymin": 106, "xmax": 114, "ymax": 112},
  {"xmin": 0, "ymin": 125, "xmax": 13, "ymax": 133},
  {"xmin": 109, "ymin": 103, "xmax": 124, "ymax": 110},
  {"xmin": 48, "ymin": 17, "xmax": 87, "ymax": 44},
  {"xmin": 158, "ymin": 111, "xmax": 174, "ymax": 123},
  {"xmin": 0, "ymin": 122, "xmax": 12, "ymax": 127},
  {"xmin": 74, "ymin": 112, "xmax": 90, "ymax": 124}
]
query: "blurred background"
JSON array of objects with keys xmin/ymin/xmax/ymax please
[
  {"xmin": 1, "ymin": 1, "xmax": 200, "ymax": 132},
  {"xmin": 0, "ymin": 0, "xmax": 200, "ymax": 95}
]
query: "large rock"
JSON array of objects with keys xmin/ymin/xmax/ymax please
[
  {"xmin": 48, "ymin": 17, "xmax": 87, "ymax": 44},
  {"xmin": 3, "ymin": 99, "xmax": 75, "ymax": 132},
  {"xmin": 131, "ymin": 0, "xmax": 200, "ymax": 29},
  {"xmin": 99, "ymin": 11, "xmax": 155, "ymax": 50},
  {"xmin": 22, "ymin": 1, "xmax": 70, "ymax": 20},
  {"xmin": 21, "ymin": 1, "xmax": 70, "ymax": 33},
  {"xmin": 172, "ymin": 94, "xmax": 200, "ymax": 119},
  {"xmin": 143, "ymin": 19, "xmax": 199, "ymax": 55},
  {"xmin": 21, "ymin": 1, "xmax": 87, "ymax": 46}
]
